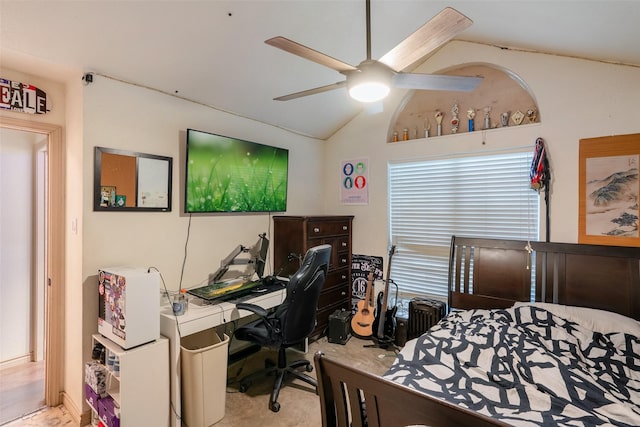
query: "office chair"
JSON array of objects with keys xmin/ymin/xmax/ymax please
[{"xmin": 234, "ymin": 244, "xmax": 332, "ymax": 412}]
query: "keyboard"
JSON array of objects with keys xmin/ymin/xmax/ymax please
[{"xmin": 187, "ymin": 276, "xmax": 284, "ymax": 303}]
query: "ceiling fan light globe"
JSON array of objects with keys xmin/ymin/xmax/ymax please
[{"xmin": 349, "ymin": 82, "xmax": 390, "ymax": 103}]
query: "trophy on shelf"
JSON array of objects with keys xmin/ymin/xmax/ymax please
[
  {"xmin": 511, "ymin": 110, "xmax": 525, "ymax": 126},
  {"xmin": 526, "ymin": 108, "xmax": 538, "ymax": 123},
  {"xmin": 450, "ymin": 103, "xmax": 459, "ymax": 134},
  {"xmin": 424, "ymin": 118, "xmax": 431, "ymax": 138},
  {"xmin": 435, "ymin": 110, "xmax": 444, "ymax": 136},
  {"xmin": 500, "ymin": 111, "xmax": 510, "ymax": 127},
  {"xmin": 467, "ymin": 108, "xmax": 476, "ymax": 132},
  {"xmin": 483, "ymin": 106, "xmax": 491, "ymax": 130}
]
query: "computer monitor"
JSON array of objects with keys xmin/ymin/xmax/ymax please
[
  {"xmin": 209, "ymin": 233, "xmax": 269, "ymax": 284},
  {"xmin": 251, "ymin": 234, "xmax": 269, "ymax": 279}
]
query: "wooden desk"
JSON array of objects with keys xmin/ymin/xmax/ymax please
[{"xmin": 160, "ymin": 288, "xmax": 286, "ymax": 427}]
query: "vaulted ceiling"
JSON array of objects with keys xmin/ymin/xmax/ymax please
[{"xmin": 1, "ymin": 1, "xmax": 639, "ymax": 139}]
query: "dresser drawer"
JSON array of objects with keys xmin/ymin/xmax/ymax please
[
  {"xmin": 323, "ymin": 268, "xmax": 350, "ymax": 291},
  {"xmin": 307, "ymin": 220, "xmax": 351, "ymax": 238},
  {"xmin": 336, "ymin": 236, "xmax": 350, "ymax": 253},
  {"xmin": 336, "ymin": 253, "xmax": 349, "ymax": 269},
  {"xmin": 318, "ymin": 283, "xmax": 349, "ymax": 308},
  {"xmin": 309, "ymin": 237, "xmax": 350, "ymax": 272}
]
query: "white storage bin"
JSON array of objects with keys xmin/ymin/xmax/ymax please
[{"xmin": 180, "ymin": 329, "xmax": 230, "ymax": 427}]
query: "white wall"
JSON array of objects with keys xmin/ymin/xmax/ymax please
[
  {"xmin": 63, "ymin": 64, "xmax": 85, "ymax": 418},
  {"xmin": 81, "ymin": 75, "xmax": 325, "ymax": 289},
  {"xmin": 324, "ymin": 41, "xmax": 640, "ymax": 261},
  {"xmin": 0, "ymin": 129, "xmax": 35, "ymax": 363}
]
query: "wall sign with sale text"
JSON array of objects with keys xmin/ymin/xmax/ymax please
[
  {"xmin": 0, "ymin": 77, "xmax": 50, "ymax": 114},
  {"xmin": 341, "ymin": 158, "xmax": 368, "ymax": 204}
]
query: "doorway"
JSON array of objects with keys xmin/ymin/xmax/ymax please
[
  {"xmin": 0, "ymin": 129, "xmax": 47, "ymax": 424},
  {"xmin": 0, "ymin": 117, "xmax": 64, "ymax": 424}
]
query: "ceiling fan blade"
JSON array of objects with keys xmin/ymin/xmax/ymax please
[
  {"xmin": 379, "ymin": 7, "xmax": 472, "ymax": 72},
  {"xmin": 273, "ymin": 81, "xmax": 347, "ymax": 101},
  {"xmin": 393, "ymin": 73, "xmax": 482, "ymax": 92},
  {"xmin": 266, "ymin": 36, "xmax": 357, "ymax": 73}
]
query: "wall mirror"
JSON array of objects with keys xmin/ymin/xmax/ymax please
[{"xmin": 94, "ymin": 146, "xmax": 172, "ymax": 212}]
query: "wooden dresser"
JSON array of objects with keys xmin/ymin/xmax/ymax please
[{"xmin": 273, "ymin": 215, "xmax": 353, "ymax": 340}]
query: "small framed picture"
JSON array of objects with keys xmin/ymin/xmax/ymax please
[
  {"xmin": 115, "ymin": 195, "xmax": 127, "ymax": 207},
  {"xmin": 100, "ymin": 186, "xmax": 116, "ymax": 207}
]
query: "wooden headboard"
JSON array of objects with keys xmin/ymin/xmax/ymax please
[{"xmin": 448, "ymin": 236, "xmax": 640, "ymax": 321}]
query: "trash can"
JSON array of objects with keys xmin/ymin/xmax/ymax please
[{"xmin": 181, "ymin": 329, "xmax": 230, "ymax": 427}]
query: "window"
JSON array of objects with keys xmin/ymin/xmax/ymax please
[{"xmin": 388, "ymin": 150, "xmax": 539, "ymax": 297}]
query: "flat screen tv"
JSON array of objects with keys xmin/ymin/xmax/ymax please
[{"xmin": 185, "ymin": 129, "xmax": 289, "ymax": 213}]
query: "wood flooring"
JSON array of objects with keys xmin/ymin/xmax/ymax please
[{"xmin": 0, "ymin": 361, "xmax": 45, "ymax": 426}]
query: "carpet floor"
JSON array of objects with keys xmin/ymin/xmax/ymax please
[
  {"xmin": 3, "ymin": 335, "xmax": 398, "ymax": 427},
  {"xmin": 217, "ymin": 336, "xmax": 398, "ymax": 427}
]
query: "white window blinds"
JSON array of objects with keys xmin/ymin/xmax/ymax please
[{"xmin": 388, "ymin": 150, "xmax": 539, "ymax": 297}]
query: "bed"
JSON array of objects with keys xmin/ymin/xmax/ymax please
[{"xmin": 314, "ymin": 236, "xmax": 640, "ymax": 427}]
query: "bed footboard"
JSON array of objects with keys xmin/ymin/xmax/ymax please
[{"xmin": 314, "ymin": 351, "xmax": 508, "ymax": 427}]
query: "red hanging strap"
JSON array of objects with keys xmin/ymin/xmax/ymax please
[{"xmin": 530, "ymin": 137, "xmax": 548, "ymax": 191}]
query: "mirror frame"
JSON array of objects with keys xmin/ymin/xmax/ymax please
[{"xmin": 93, "ymin": 146, "xmax": 173, "ymax": 212}]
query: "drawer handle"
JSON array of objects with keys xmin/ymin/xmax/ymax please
[
  {"xmin": 341, "ymin": 242, "xmax": 347, "ymax": 247},
  {"xmin": 342, "ymin": 226, "xmax": 348, "ymax": 231},
  {"xmin": 341, "ymin": 258, "xmax": 347, "ymax": 263},
  {"xmin": 341, "ymin": 291, "xmax": 346, "ymax": 296},
  {"xmin": 341, "ymin": 275, "xmax": 346, "ymax": 280},
  {"xmin": 314, "ymin": 227, "xmax": 320, "ymax": 233}
]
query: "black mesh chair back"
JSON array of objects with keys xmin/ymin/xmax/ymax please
[
  {"xmin": 233, "ymin": 244, "xmax": 332, "ymax": 412},
  {"xmin": 278, "ymin": 244, "xmax": 331, "ymax": 345}
]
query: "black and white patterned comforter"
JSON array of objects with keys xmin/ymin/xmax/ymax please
[{"xmin": 384, "ymin": 305, "xmax": 640, "ymax": 426}]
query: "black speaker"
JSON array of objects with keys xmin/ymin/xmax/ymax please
[
  {"xmin": 408, "ymin": 298, "xmax": 447, "ymax": 340},
  {"xmin": 327, "ymin": 310, "xmax": 351, "ymax": 345}
]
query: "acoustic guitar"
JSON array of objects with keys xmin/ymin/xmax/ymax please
[
  {"xmin": 372, "ymin": 245, "xmax": 397, "ymax": 342},
  {"xmin": 351, "ymin": 267, "xmax": 375, "ymax": 337}
]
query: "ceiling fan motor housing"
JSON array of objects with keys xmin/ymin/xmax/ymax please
[{"xmin": 346, "ymin": 60, "xmax": 395, "ymax": 102}]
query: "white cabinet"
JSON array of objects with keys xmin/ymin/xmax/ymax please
[{"xmin": 89, "ymin": 334, "xmax": 170, "ymax": 426}]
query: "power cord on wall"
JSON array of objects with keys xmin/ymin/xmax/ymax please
[
  {"xmin": 179, "ymin": 213, "xmax": 193, "ymax": 290},
  {"xmin": 148, "ymin": 266, "xmax": 182, "ymax": 339},
  {"xmin": 146, "ymin": 265, "xmax": 186, "ymax": 425}
]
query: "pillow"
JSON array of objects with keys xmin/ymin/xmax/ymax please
[{"xmin": 513, "ymin": 302, "xmax": 640, "ymax": 337}]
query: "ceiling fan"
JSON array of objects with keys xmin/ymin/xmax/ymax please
[{"xmin": 266, "ymin": 0, "xmax": 482, "ymax": 103}]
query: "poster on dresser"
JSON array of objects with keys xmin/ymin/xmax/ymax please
[
  {"xmin": 341, "ymin": 158, "xmax": 369, "ymax": 204},
  {"xmin": 351, "ymin": 254, "xmax": 383, "ymax": 314}
]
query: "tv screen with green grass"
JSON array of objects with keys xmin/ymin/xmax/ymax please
[{"xmin": 185, "ymin": 129, "xmax": 289, "ymax": 213}]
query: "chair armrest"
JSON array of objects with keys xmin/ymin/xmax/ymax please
[{"xmin": 236, "ymin": 302, "xmax": 269, "ymax": 317}]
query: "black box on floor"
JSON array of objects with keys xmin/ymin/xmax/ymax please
[
  {"xmin": 395, "ymin": 315, "xmax": 408, "ymax": 347},
  {"xmin": 327, "ymin": 310, "xmax": 351, "ymax": 344}
]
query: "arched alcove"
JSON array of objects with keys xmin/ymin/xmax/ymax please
[{"xmin": 388, "ymin": 63, "xmax": 539, "ymax": 142}]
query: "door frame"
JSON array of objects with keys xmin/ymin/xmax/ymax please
[{"xmin": 0, "ymin": 116, "xmax": 64, "ymax": 406}]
